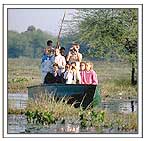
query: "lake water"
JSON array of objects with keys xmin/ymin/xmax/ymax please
[{"xmin": 8, "ymin": 93, "xmax": 138, "ymax": 134}]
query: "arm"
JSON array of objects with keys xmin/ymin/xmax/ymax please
[
  {"xmin": 77, "ymin": 53, "xmax": 82, "ymax": 62},
  {"xmin": 76, "ymin": 70, "xmax": 81, "ymax": 84},
  {"xmin": 62, "ymin": 56, "xmax": 66, "ymax": 68},
  {"xmin": 92, "ymin": 70, "xmax": 98, "ymax": 85},
  {"xmin": 66, "ymin": 52, "xmax": 72, "ymax": 62}
]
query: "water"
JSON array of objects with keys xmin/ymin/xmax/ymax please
[
  {"xmin": 101, "ymin": 100, "xmax": 137, "ymax": 113},
  {"xmin": 8, "ymin": 93, "xmax": 28, "ymax": 109},
  {"xmin": 8, "ymin": 93, "xmax": 138, "ymax": 134}
]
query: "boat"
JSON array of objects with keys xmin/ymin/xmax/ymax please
[{"xmin": 27, "ymin": 84, "xmax": 101, "ymax": 108}]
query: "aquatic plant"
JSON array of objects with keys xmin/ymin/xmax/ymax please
[
  {"xmin": 25, "ymin": 110, "xmax": 56, "ymax": 125},
  {"xmin": 79, "ymin": 109, "xmax": 105, "ymax": 129}
]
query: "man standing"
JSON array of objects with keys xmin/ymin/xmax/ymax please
[{"xmin": 66, "ymin": 43, "xmax": 82, "ymax": 70}]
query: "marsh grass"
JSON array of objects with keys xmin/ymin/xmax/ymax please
[
  {"xmin": 8, "ymin": 58, "xmax": 41, "ymax": 93},
  {"xmin": 26, "ymin": 93, "xmax": 81, "ymax": 119},
  {"xmin": 8, "ymin": 94, "xmax": 137, "ymax": 132},
  {"xmin": 93, "ymin": 61, "xmax": 137, "ymax": 100}
]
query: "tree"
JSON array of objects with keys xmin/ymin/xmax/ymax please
[
  {"xmin": 27, "ymin": 25, "xmax": 36, "ymax": 32},
  {"xmin": 67, "ymin": 9, "xmax": 138, "ymax": 85},
  {"xmin": 8, "ymin": 31, "xmax": 23, "ymax": 57}
]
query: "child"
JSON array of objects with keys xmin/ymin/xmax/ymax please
[
  {"xmin": 80, "ymin": 62, "xmax": 98, "ymax": 85},
  {"xmin": 70, "ymin": 62, "xmax": 81, "ymax": 84},
  {"xmin": 80, "ymin": 62, "xmax": 86, "ymax": 84},
  {"xmin": 63, "ymin": 64, "xmax": 73, "ymax": 84}
]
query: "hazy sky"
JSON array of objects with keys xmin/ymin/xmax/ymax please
[{"xmin": 8, "ymin": 9, "xmax": 75, "ymax": 35}]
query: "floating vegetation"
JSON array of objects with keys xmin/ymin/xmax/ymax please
[{"xmin": 25, "ymin": 110, "xmax": 56, "ymax": 125}]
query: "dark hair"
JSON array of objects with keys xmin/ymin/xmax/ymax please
[
  {"xmin": 47, "ymin": 40, "xmax": 53, "ymax": 46},
  {"xmin": 60, "ymin": 47, "xmax": 65, "ymax": 50},
  {"xmin": 72, "ymin": 43, "xmax": 79, "ymax": 46},
  {"xmin": 71, "ymin": 62, "xmax": 76, "ymax": 66},
  {"xmin": 53, "ymin": 63, "xmax": 59, "ymax": 68}
]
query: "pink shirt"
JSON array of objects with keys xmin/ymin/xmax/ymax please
[{"xmin": 80, "ymin": 70, "xmax": 98, "ymax": 85}]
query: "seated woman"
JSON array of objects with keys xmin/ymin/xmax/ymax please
[
  {"xmin": 80, "ymin": 61, "xmax": 98, "ymax": 85},
  {"xmin": 44, "ymin": 63, "xmax": 63, "ymax": 84}
]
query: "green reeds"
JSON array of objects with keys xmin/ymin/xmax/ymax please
[{"xmin": 26, "ymin": 94, "xmax": 80, "ymax": 120}]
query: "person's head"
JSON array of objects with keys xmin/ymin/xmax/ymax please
[
  {"xmin": 65, "ymin": 64, "xmax": 70, "ymax": 71},
  {"xmin": 85, "ymin": 62, "xmax": 93, "ymax": 71},
  {"xmin": 60, "ymin": 47, "xmax": 65, "ymax": 56},
  {"xmin": 44, "ymin": 47, "xmax": 52, "ymax": 55},
  {"xmin": 71, "ymin": 62, "xmax": 76, "ymax": 69},
  {"xmin": 47, "ymin": 40, "xmax": 53, "ymax": 47},
  {"xmin": 55, "ymin": 48, "xmax": 60, "ymax": 56},
  {"xmin": 72, "ymin": 43, "xmax": 80, "ymax": 52},
  {"xmin": 53, "ymin": 63, "xmax": 59, "ymax": 72},
  {"xmin": 80, "ymin": 62, "xmax": 86, "ymax": 71}
]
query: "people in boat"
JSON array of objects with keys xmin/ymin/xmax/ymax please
[
  {"xmin": 54, "ymin": 48, "xmax": 66, "ymax": 75},
  {"xmin": 80, "ymin": 61, "xmax": 98, "ymax": 85},
  {"xmin": 44, "ymin": 63, "xmax": 63, "ymax": 84},
  {"xmin": 41, "ymin": 40, "xmax": 55, "ymax": 82},
  {"xmin": 66, "ymin": 43, "xmax": 82, "ymax": 71}
]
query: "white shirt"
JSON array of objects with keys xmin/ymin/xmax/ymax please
[
  {"xmin": 63, "ymin": 71, "xmax": 73, "ymax": 84},
  {"xmin": 55, "ymin": 54, "xmax": 66, "ymax": 74}
]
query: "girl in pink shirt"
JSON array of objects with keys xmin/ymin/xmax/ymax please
[{"xmin": 80, "ymin": 62, "xmax": 98, "ymax": 85}]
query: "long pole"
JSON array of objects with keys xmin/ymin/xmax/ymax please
[{"xmin": 56, "ymin": 11, "xmax": 66, "ymax": 48}]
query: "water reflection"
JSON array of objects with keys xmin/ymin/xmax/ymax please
[
  {"xmin": 8, "ymin": 93, "xmax": 28, "ymax": 109},
  {"xmin": 8, "ymin": 114, "xmax": 27, "ymax": 133},
  {"xmin": 101, "ymin": 100, "xmax": 137, "ymax": 114}
]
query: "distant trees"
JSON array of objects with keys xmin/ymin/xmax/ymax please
[
  {"xmin": 27, "ymin": 25, "xmax": 36, "ymax": 32},
  {"xmin": 8, "ymin": 26, "xmax": 57, "ymax": 58}
]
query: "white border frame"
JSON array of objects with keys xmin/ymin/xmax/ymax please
[{"xmin": 3, "ymin": 4, "xmax": 143, "ymax": 138}]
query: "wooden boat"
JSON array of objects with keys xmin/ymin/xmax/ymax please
[{"xmin": 27, "ymin": 84, "xmax": 100, "ymax": 108}]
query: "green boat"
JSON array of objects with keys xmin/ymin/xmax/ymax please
[{"xmin": 28, "ymin": 84, "xmax": 101, "ymax": 108}]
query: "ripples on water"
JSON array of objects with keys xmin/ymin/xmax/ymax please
[{"xmin": 8, "ymin": 93, "xmax": 137, "ymax": 134}]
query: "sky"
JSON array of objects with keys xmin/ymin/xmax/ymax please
[{"xmin": 8, "ymin": 9, "xmax": 75, "ymax": 35}]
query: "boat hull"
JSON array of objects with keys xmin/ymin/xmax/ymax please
[{"xmin": 28, "ymin": 84, "xmax": 99, "ymax": 108}]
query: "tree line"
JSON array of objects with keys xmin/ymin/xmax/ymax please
[{"xmin": 8, "ymin": 26, "xmax": 57, "ymax": 58}]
